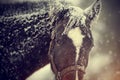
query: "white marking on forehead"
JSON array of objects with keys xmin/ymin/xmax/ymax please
[
  {"xmin": 67, "ymin": 27, "xmax": 84, "ymax": 63},
  {"xmin": 67, "ymin": 27, "xmax": 84, "ymax": 80},
  {"xmin": 67, "ymin": 27, "xmax": 84, "ymax": 51}
]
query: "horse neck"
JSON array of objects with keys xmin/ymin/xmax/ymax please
[
  {"xmin": 0, "ymin": 1, "xmax": 51, "ymax": 16},
  {"xmin": 0, "ymin": 0, "xmax": 62, "ymax": 43}
]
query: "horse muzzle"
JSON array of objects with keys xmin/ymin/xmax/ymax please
[{"xmin": 55, "ymin": 65, "xmax": 85, "ymax": 80}]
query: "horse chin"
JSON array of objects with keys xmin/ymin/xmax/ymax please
[
  {"xmin": 61, "ymin": 71, "xmax": 75, "ymax": 80},
  {"xmin": 61, "ymin": 70, "xmax": 84, "ymax": 80}
]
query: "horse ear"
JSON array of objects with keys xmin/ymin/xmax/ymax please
[{"xmin": 84, "ymin": 0, "xmax": 101, "ymax": 22}]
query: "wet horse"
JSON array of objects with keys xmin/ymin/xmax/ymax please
[{"xmin": 0, "ymin": 0, "xmax": 101, "ymax": 80}]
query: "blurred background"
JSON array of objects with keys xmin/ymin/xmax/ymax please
[
  {"xmin": 65, "ymin": 0, "xmax": 120, "ymax": 80},
  {"xmin": 0, "ymin": 0, "xmax": 120, "ymax": 80},
  {"xmin": 77, "ymin": 0, "xmax": 120, "ymax": 80}
]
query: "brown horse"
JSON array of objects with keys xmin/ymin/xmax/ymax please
[
  {"xmin": 48, "ymin": 0, "xmax": 101, "ymax": 80},
  {"xmin": 0, "ymin": 0, "xmax": 101, "ymax": 80}
]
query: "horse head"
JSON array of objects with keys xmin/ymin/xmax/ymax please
[{"xmin": 48, "ymin": 0, "xmax": 101, "ymax": 80}]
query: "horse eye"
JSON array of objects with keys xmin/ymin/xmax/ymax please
[
  {"xmin": 57, "ymin": 40, "xmax": 61, "ymax": 44},
  {"xmin": 56, "ymin": 39, "xmax": 63, "ymax": 46}
]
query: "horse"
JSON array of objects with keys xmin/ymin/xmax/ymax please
[
  {"xmin": 48, "ymin": 0, "xmax": 101, "ymax": 80},
  {"xmin": 0, "ymin": 0, "xmax": 101, "ymax": 80}
]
